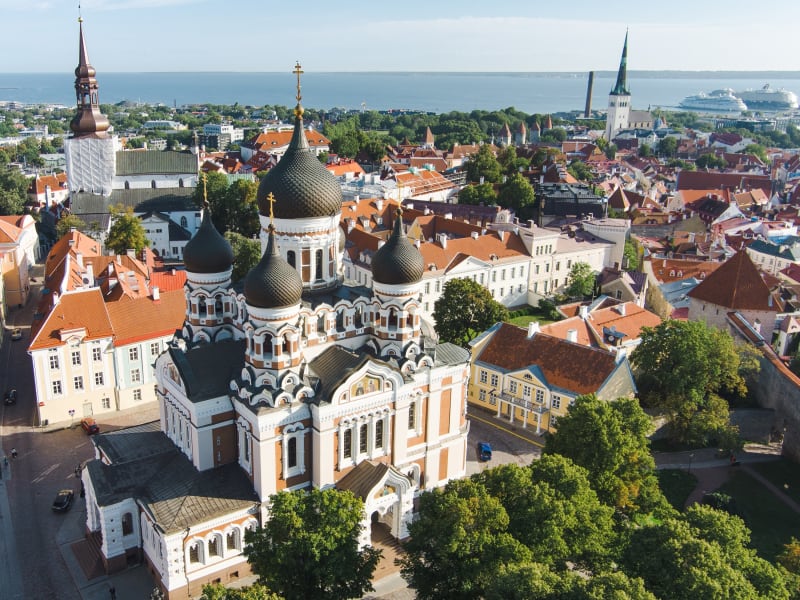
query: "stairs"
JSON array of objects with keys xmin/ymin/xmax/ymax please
[{"xmin": 70, "ymin": 531, "xmax": 105, "ymax": 580}]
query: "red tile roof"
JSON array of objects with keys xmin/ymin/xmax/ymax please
[
  {"xmin": 29, "ymin": 288, "xmax": 113, "ymax": 351},
  {"xmin": 106, "ymin": 289, "xmax": 185, "ymax": 346},
  {"xmin": 687, "ymin": 250, "xmax": 775, "ymax": 311}
]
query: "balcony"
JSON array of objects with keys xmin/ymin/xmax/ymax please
[{"xmin": 494, "ymin": 391, "xmax": 549, "ymax": 415}]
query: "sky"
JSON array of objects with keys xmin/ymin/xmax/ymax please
[{"xmin": 2, "ymin": 0, "xmax": 800, "ymax": 73}]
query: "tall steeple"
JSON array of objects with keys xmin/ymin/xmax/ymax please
[
  {"xmin": 610, "ymin": 30, "xmax": 629, "ymax": 96},
  {"xmin": 69, "ymin": 18, "xmax": 110, "ymax": 138}
]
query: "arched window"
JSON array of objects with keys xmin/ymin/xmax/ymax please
[
  {"xmin": 181, "ymin": 216, "xmax": 188, "ymax": 228},
  {"xmin": 179, "ymin": 178, "xmax": 185, "ymax": 188},
  {"xmin": 359, "ymin": 423, "xmax": 368, "ymax": 454},
  {"xmin": 263, "ymin": 334, "xmax": 273, "ymax": 357},
  {"xmin": 189, "ymin": 541, "xmax": 202, "ymax": 564},
  {"xmin": 343, "ymin": 429, "xmax": 352, "ymax": 459},
  {"xmin": 151, "ymin": 180, "xmax": 157, "ymax": 189},
  {"xmin": 287, "ymin": 437, "xmax": 298, "ymax": 468},
  {"xmin": 336, "ymin": 310, "xmax": 345, "ymax": 331},
  {"xmin": 287, "ymin": 250, "xmax": 296, "ymax": 268},
  {"xmin": 354, "ymin": 306, "xmax": 364, "ymax": 328},
  {"xmin": 124, "ymin": 180, "xmax": 130, "ymax": 190},
  {"xmin": 375, "ymin": 419, "xmax": 384, "ymax": 449},
  {"xmin": 208, "ymin": 535, "xmax": 220, "ymax": 558},
  {"xmin": 198, "ymin": 297, "xmax": 207, "ymax": 317},
  {"xmin": 317, "ymin": 313, "xmax": 326, "ymax": 335},
  {"xmin": 226, "ymin": 530, "xmax": 239, "ymax": 552}
]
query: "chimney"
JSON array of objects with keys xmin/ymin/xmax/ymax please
[
  {"xmin": 617, "ymin": 303, "xmax": 626, "ymax": 316},
  {"xmin": 414, "ymin": 239, "xmax": 421, "ymax": 248},
  {"xmin": 171, "ymin": 268, "xmax": 176, "ymax": 276},
  {"xmin": 375, "ymin": 198, "xmax": 383, "ymax": 210},
  {"xmin": 354, "ymin": 194, "xmax": 360, "ymax": 202},
  {"xmin": 85, "ymin": 263, "xmax": 94, "ymax": 287},
  {"xmin": 497, "ymin": 230, "xmax": 505, "ymax": 241},
  {"xmin": 75, "ymin": 251, "xmax": 84, "ymax": 268},
  {"xmin": 579, "ymin": 305, "xmax": 589, "ymax": 320},
  {"xmin": 126, "ymin": 249, "xmax": 136, "ymax": 259},
  {"xmin": 566, "ymin": 329, "xmax": 578, "ymax": 343},
  {"xmin": 471, "ymin": 231, "xmax": 479, "ymax": 240},
  {"xmin": 527, "ymin": 321, "xmax": 539, "ymax": 338},
  {"xmin": 52, "ymin": 291, "xmax": 59, "ymax": 305},
  {"xmin": 152, "ymin": 286, "xmax": 160, "ymax": 301},
  {"xmin": 437, "ymin": 233, "xmax": 447, "ymax": 248}
]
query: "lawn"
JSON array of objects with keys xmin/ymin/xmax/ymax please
[
  {"xmin": 748, "ymin": 458, "xmax": 800, "ymax": 506},
  {"xmin": 657, "ymin": 469, "xmax": 698, "ymax": 510},
  {"xmin": 718, "ymin": 469, "xmax": 800, "ymax": 562},
  {"xmin": 507, "ymin": 314, "xmax": 558, "ymax": 328}
]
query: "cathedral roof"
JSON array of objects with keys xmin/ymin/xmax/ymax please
[
  {"xmin": 168, "ymin": 339, "xmax": 246, "ymax": 402},
  {"xmin": 256, "ymin": 66, "xmax": 342, "ymax": 220},
  {"xmin": 371, "ymin": 209, "xmax": 424, "ymax": 285},
  {"xmin": 182, "ymin": 205, "xmax": 234, "ymax": 274},
  {"xmin": 244, "ymin": 226, "xmax": 303, "ymax": 309}
]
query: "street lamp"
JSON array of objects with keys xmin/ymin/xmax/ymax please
[{"xmin": 688, "ymin": 452, "xmax": 694, "ymax": 475}]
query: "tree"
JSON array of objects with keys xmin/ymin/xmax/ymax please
[
  {"xmin": 632, "ymin": 320, "xmax": 747, "ymax": 446},
  {"xmin": 0, "ymin": 166, "xmax": 29, "ymax": 215},
  {"xmin": 433, "ymin": 278, "xmax": 508, "ymax": 347},
  {"xmin": 497, "ymin": 146, "xmax": 530, "ymax": 175},
  {"xmin": 458, "ymin": 182, "xmax": 497, "ymax": 205},
  {"xmin": 465, "ymin": 144, "xmax": 503, "ymax": 184},
  {"xmin": 624, "ymin": 240, "xmax": 639, "ymax": 270},
  {"xmin": 193, "ymin": 171, "xmax": 229, "ymax": 209},
  {"xmin": 201, "ymin": 583, "xmax": 281, "ymax": 600},
  {"xmin": 544, "ymin": 395, "xmax": 667, "ymax": 516},
  {"xmin": 657, "ymin": 136, "xmax": 678, "ymax": 158},
  {"xmin": 485, "ymin": 562, "xmax": 581, "ymax": 600},
  {"xmin": 106, "ymin": 205, "xmax": 149, "ymax": 255},
  {"xmin": 567, "ymin": 160, "xmax": 593, "ymax": 182},
  {"xmin": 497, "ymin": 172, "xmax": 535, "ymax": 213},
  {"xmin": 225, "ymin": 232, "xmax": 261, "ymax": 283},
  {"xmin": 399, "ymin": 478, "xmax": 530, "ymax": 600},
  {"xmin": 744, "ymin": 143, "xmax": 768, "ymax": 163},
  {"xmin": 639, "ymin": 143, "xmax": 652, "ymax": 157},
  {"xmin": 696, "ymin": 153, "xmax": 726, "ymax": 169},
  {"xmin": 56, "ymin": 214, "xmax": 86, "ymax": 238},
  {"xmin": 476, "ymin": 457, "xmax": 616, "ymax": 571},
  {"xmin": 565, "ymin": 262, "xmax": 595, "ymax": 299},
  {"xmin": 214, "ymin": 179, "xmax": 260, "ymax": 237},
  {"xmin": 244, "ymin": 488, "xmax": 380, "ymax": 600}
]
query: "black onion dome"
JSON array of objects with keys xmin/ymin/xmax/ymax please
[
  {"xmin": 256, "ymin": 116, "xmax": 342, "ymax": 219},
  {"xmin": 183, "ymin": 207, "xmax": 234, "ymax": 274},
  {"xmin": 244, "ymin": 227, "xmax": 303, "ymax": 309},
  {"xmin": 371, "ymin": 210, "xmax": 424, "ymax": 285}
]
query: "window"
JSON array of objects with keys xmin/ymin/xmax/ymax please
[
  {"xmin": 74, "ymin": 376, "xmax": 84, "ymax": 391},
  {"xmin": 71, "ymin": 350, "xmax": 81, "ymax": 366},
  {"xmin": 556, "ymin": 261, "xmax": 560, "ymax": 271},
  {"xmin": 92, "ymin": 346, "xmax": 102, "ymax": 361},
  {"xmin": 226, "ymin": 531, "xmax": 238, "ymax": 551},
  {"xmin": 490, "ymin": 374, "xmax": 499, "ymax": 387},
  {"xmin": 359, "ymin": 424, "xmax": 368, "ymax": 454},
  {"xmin": 536, "ymin": 389, "xmax": 545, "ymax": 404},
  {"xmin": 150, "ymin": 342, "xmax": 160, "ymax": 357},
  {"xmin": 288, "ymin": 437, "xmax": 298, "ymax": 468},
  {"xmin": 122, "ymin": 512, "xmax": 133, "ymax": 536},
  {"xmin": 180, "ymin": 216, "xmax": 188, "ymax": 228},
  {"xmin": 102, "ymin": 397, "xmax": 111, "ymax": 409},
  {"xmin": 479, "ymin": 389, "xmax": 486, "ymax": 402},
  {"xmin": 129, "ymin": 347, "xmax": 139, "ymax": 361},
  {"xmin": 510, "ymin": 381, "xmax": 518, "ymax": 394},
  {"xmin": 375, "ymin": 419, "xmax": 384, "ymax": 449},
  {"xmin": 479, "ymin": 370, "xmax": 488, "ymax": 384},
  {"xmin": 52, "ymin": 380, "xmax": 62, "ymax": 395},
  {"xmin": 523, "ymin": 385, "xmax": 532, "ymax": 399},
  {"xmin": 343, "ymin": 429, "xmax": 352, "ymax": 459},
  {"xmin": 208, "ymin": 537, "xmax": 220, "ymax": 558},
  {"xmin": 131, "ymin": 369, "xmax": 142, "ymax": 383},
  {"xmin": 49, "ymin": 352, "xmax": 59, "ymax": 370},
  {"xmin": 535, "ymin": 264, "xmax": 540, "ymax": 275},
  {"xmin": 133, "ymin": 389, "xmax": 142, "ymax": 401},
  {"xmin": 408, "ymin": 403, "xmax": 416, "ymax": 429},
  {"xmin": 189, "ymin": 542, "xmax": 201, "ymax": 564},
  {"xmin": 94, "ymin": 372, "xmax": 104, "ymax": 386},
  {"xmin": 552, "ymin": 395, "xmax": 561, "ymax": 410},
  {"xmin": 491, "ymin": 272, "xmax": 496, "ymax": 283}
]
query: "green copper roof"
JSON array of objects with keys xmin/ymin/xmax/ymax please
[{"xmin": 610, "ymin": 31, "xmax": 629, "ymax": 96}]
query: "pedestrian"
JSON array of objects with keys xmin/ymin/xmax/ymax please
[
  {"xmin": 109, "ymin": 585, "xmax": 116, "ymax": 600},
  {"xmin": 11, "ymin": 448, "xmax": 17, "ymax": 459}
]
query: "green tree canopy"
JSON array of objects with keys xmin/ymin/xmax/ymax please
[
  {"xmin": 0, "ymin": 166, "xmax": 29, "ymax": 215},
  {"xmin": 244, "ymin": 488, "xmax": 380, "ymax": 600},
  {"xmin": 465, "ymin": 144, "xmax": 503, "ymax": 184},
  {"xmin": 458, "ymin": 182, "xmax": 497, "ymax": 206},
  {"xmin": 216, "ymin": 179, "xmax": 260, "ymax": 237},
  {"xmin": 106, "ymin": 205, "xmax": 150, "ymax": 255},
  {"xmin": 657, "ymin": 136, "xmax": 678, "ymax": 158},
  {"xmin": 433, "ymin": 278, "xmax": 508, "ymax": 347},
  {"xmin": 56, "ymin": 214, "xmax": 86, "ymax": 238},
  {"xmin": 567, "ymin": 160, "xmax": 593, "ymax": 182},
  {"xmin": 696, "ymin": 153, "xmax": 727, "ymax": 169},
  {"xmin": 565, "ymin": 261, "xmax": 596, "ymax": 299},
  {"xmin": 225, "ymin": 232, "xmax": 261, "ymax": 283},
  {"xmin": 399, "ymin": 478, "xmax": 530, "ymax": 600},
  {"xmin": 201, "ymin": 582, "xmax": 281, "ymax": 600},
  {"xmin": 544, "ymin": 395, "xmax": 666, "ymax": 516},
  {"xmin": 497, "ymin": 146, "xmax": 530, "ymax": 175},
  {"xmin": 497, "ymin": 172, "xmax": 535, "ymax": 213}
]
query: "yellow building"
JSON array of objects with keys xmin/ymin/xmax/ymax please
[{"xmin": 468, "ymin": 323, "xmax": 636, "ymax": 433}]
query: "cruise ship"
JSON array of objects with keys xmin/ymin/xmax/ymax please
[
  {"xmin": 735, "ymin": 84, "xmax": 799, "ymax": 110},
  {"xmin": 679, "ymin": 89, "xmax": 748, "ymax": 113}
]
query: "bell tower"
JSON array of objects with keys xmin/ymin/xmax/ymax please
[{"xmin": 605, "ymin": 31, "xmax": 631, "ymax": 141}]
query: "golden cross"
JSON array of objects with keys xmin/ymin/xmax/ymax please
[
  {"xmin": 267, "ymin": 192, "xmax": 276, "ymax": 225},
  {"xmin": 293, "ymin": 61, "xmax": 304, "ymax": 104},
  {"xmin": 202, "ymin": 171, "xmax": 208, "ymax": 208}
]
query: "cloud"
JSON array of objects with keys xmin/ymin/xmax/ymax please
[{"xmin": 81, "ymin": 0, "xmax": 203, "ymax": 9}]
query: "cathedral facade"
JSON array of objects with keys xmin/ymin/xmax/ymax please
[{"xmin": 82, "ymin": 67, "xmax": 470, "ymax": 599}]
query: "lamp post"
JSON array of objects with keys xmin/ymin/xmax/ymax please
[{"xmin": 688, "ymin": 452, "xmax": 694, "ymax": 475}]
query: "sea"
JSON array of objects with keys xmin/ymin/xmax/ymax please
[{"xmin": 2, "ymin": 71, "xmax": 800, "ymax": 115}]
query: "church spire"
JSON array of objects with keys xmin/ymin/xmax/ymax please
[
  {"xmin": 70, "ymin": 18, "xmax": 110, "ymax": 138},
  {"xmin": 610, "ymin": 30, "xmax": 629, "ymax": 96}
]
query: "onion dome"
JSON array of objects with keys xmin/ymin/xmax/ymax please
[
  {"xmin": 256, "ymin": 64, "xmax": 342, "ymax": 219},
  {"xmin": 183, "ymin": 206, "xmax": 234, "ymax": 274},
  {"xmin": 244, "ymin": 226, "xmax": 303, "ymax": 309},
  {"xmin": 371, "ymin": 209, "xmax": 424, "ymax": 285}
]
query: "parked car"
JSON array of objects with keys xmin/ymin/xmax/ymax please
[
  {"xmin": 52, "ymin": 489, "xmax": 74, "ymax": 512},
  {"xmin": 478, "ymin": 441, "xmax": 492, "ymax": 461},
  {"xmin": 10, "ymin": 328, "xmax": 22, "ymax": 341},
  {"xmin": 3, "ymin": 389, "xmax": 17, "ymax": 405},
  {"xmin": 80, "ymin": 417, "xmax": 100, "ymax": 435}
]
